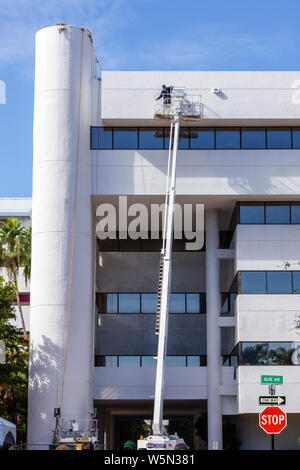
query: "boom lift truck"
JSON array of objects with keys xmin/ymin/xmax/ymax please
[
  {"xmin": 137, "ymin": 89, "xmax": 201, "ymax": 451},
  {"xmin": 50, "ymin": 408, "xmax": 99, "ymax": 450}
]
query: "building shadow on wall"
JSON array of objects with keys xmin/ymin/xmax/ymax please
[{"xmin": 28, "ymin": 335, "xmax": 61, "ymax": 444}]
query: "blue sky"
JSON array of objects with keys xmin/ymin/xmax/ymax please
[{"xmin": 0, "ymin": 0, "xmax": 300, "ymax": 197}]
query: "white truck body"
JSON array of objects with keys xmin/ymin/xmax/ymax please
[{"xmin": 0, "ymin": 417, "xmax": 16, "ymax": 446}]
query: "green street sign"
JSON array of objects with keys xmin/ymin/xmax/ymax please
[{"xmin": 261, "ymin": 375, "xmax": 283, "ymax": 385}]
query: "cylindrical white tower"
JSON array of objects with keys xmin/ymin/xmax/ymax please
[
  {"xmin": 205, "ymin": 210, "xmax": 223, "ymax": 450},
  {"xmin": 28, "ymin": 25, "xmax": 97, "ymax": 449}
]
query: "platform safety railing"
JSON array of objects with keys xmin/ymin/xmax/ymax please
[{"xmin": 154, "ymin": 89, "xmax": 202, "ymax": 120}]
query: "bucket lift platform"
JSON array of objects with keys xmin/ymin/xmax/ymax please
[{"xmin": 154, "ymin": 87, "xmax": 202, "ymax": 122}]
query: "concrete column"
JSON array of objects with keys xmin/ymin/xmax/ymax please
[
  {"xmin": 97, "ymin": 407, "xmax": 105, "ymax": 450},
  {"xmin": 27, "ymin": 25, "xmax": 97, "ymax": 448},
  {"xmin": 205, "ymin": 210, "xmax": 222, "ymax": 450}
]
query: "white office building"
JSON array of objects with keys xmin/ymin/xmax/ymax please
[{"xmin": 2, "ymin": 24, "xmax": 300, "ymax": 450}]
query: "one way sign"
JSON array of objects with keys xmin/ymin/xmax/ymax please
[{"xmin": 259, "ymin": 396, "xmax": 286, "ymax": 405}]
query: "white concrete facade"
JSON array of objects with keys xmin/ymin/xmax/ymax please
[{"xmin": 2, "ymin": 24, "xmax": 300, "ymax": 450}]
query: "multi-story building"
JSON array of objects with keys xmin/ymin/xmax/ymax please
[
  {"xmin": 2, "ymin": 24, "xmax": 300, "ymax": 450},
  {"xmin": 0, "ymin": 198, "xmax": 31, "ymax": 331}
]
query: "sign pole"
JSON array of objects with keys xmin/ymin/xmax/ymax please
[{"xmin": 271, "ymin": 434, "xmax": 275, "ymax": 450}]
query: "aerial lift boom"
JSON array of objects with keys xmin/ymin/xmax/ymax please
[
  {"xmin": 152, "ymin": 113, "xmax": 180, "ymax": 436},
  {"xmin": 138, "ymin": 88, "xmax": 201, "ymax": 450}
]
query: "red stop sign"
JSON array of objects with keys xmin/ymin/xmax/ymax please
[{"xmin": 259, "ymin": 406, "xmax": 287, "ymax": 434}]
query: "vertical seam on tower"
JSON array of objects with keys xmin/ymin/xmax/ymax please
[{"xmin": 90, "ymin": 37, "xmax": 96, "ymax": 407}]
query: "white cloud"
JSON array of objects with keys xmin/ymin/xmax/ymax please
[
  {"xmin": 0, "ymin": 0, "xmax": 297, "ymax": 75},
  {"xmin": 122, "ymin": 31, "xmax": 296, "ymax": 70},
  {"xmin": 0, "ymin": 0, "xmax": 135, "ymax": 74}
]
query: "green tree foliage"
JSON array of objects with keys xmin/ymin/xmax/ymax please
[
  {"xmin": 0, "ymin": 218, "xmax": 31, "ymax": 332},
  {"xmin": 0, "ymin": 276, "xmax": 28, "ymax": 443}
]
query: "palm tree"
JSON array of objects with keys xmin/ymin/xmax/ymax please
[{"xmin": 0, "ymin": 218, "xmax": 31, "ymax": 332}]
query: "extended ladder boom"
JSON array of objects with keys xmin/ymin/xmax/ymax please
[{"xmin": 152, "ymin": 114, "xmax": 180, "ymax": 436}]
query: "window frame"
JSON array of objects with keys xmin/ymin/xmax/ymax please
[
  {"xmin": 238, "ymin": 271, "xmax": 300, "ymax": 294},
  {"xmin": 97, "ymin": 292, "xmax": 207, "ymax": 314},
  {"xmin": 138, "ymin": 127, "xmax": 165, "ymax": 150},
  {"xmin": 91, "ymin": 126, "xmax": 299, "ymax": 150},
  {"xmin": 215, "ymin": 127, "xmax": 241, "ymax": 150},
  {"xmin": 238, "ymin": 341, "xmax": 300, "ymax": 366},
  {"xmin": 266, "ymin": 127, "xmax": 292, "ymax": 150},
  {"xmin": 189, "ymin": 127, "xmax": 215, "ymax": 150},
  {"xmin": 113, "ymin": 127, "xmax": 139, "ymax": 150},
  {"xmin": 95, "ymin": 355, "xmax": 206, "ymax": 367},
  {"xmin": 241, "ymin": 127, "xmax": 267, "ymax": 150}
]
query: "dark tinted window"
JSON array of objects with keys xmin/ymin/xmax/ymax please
[
  {"xmin": 95, "ymin": 355, "xmax": 105, "ymax": 366},
  {"xmin": 269, "ymin": 343, "xmax": 293, "ymax": 365},
  {"xmin": 99, "ymin": 127, "xmax": 113, "ymax": 149},
  {"xmin": 141, "ymin": 356, "xmax": 156, "ymax": 367},
  {"xmin": 241, "ymin": 343, "xmax": 268, "ymax": 365},
  {"xmin": 187, "ymin": 356, "xmax": 200, "ymax": 367},
  {"xmin": 190, "ymin": 128, "xmax": 214, "ymax": 149},
  {"xmin": 99, "ymin": 238, "xmax": 119, "ymax": 251},
  {"xmin": 114, "ymin": 128, "xmax": 138, "ymax": 149},
  {"xmin": 199, "ymin": 293, "xmax": 206, "ymax": 313},
  {"xmin": 219, "ymin": 231, "xmax": 232, "ymax": 249},
  {"xmin": 141, "ymin": 293, "xmax": 157, "ymax": 313},
  {"xmin": 230, "ymin": 293, "xmax": 237, "ymax": 310},
  {"xmin": 106, "ymin": 294, "xmax": 118, "ymax": 313},
  {"xmin": 169, "ymin": 294, "xmax": 185, "ymax": 313},
  {"xmin": 240, "ymin": 272, "xmax": 266, "ymax": 293},
  {"xmin": 165, "ymin": 128, "xmax": 189, "ymax": 149},
  {"xmin": 119, "ymin": 356, "xmax": 140, "ymax": 367},
  {"xmin": 141, "ymin": 238, "xmax": 162, "ymax": 251},
  {"xmin": 139, "ymin": 128, "xmax": 164, "ymax": 149},
  {"xmin": 91, "ymin": 127, "xmax": 297, "ymax": 150},
  {"xmin": 186, "ymin": 294, "xmax": 199, "ymax": 313},
  {"xmin": 240, "ymin": 203, "xmax": 265, "ymax": 223},
  {"xmin": 178, "ymin": 128, "xmax": 190, "ymax": 149},
  {"xmin": 265, "ymin": 203, "xmax": 290, "ymax": 223},
  {"xmin": 267, "ymin": 128, "xmax": 291, "ymax": 149},
  {"xmin": 292, "ymin": 272, "xmax": 300, "ymax": 294},
  {"xmin": 216, "ymin": 128, "xmax": 240, "ymax": 149},
  {"xmin": 119, "ymin": 294, "xmax": 140, "ymax": 313},
  {"xmin": 220, "ymin": 294, "xmax": 229, "ymax": 314},
  {"xmin": 291, "ymin": 343, "xmax": 300, "ymax": 365},
  {"xmin": 173, "ymin": 239, "xmax": 186, "ymax": 251},
  {"xmin": 267, "ymin": 271, "xmax": 292, "ymax": 293},
  {"xmin": 200, "ymin": 356, "xmax": 207, "ymax": 366},
  {"xmin": 291, "ymin": 203, "xmax": 300, "ymax": 224},
  {"xmin": 105, "ymin": 356, "xmax": 118, "ymax": 367},
  {"xmin": 241, "ymin": 128, "xmax": 266, "ymax": 149},
  {"xmin": 166, "ymin": 356, "xmax": 186, "ymax": 366},
  {"xmin": 230, "ymin": 355, "xmax": 239, "ymax": 369},
  {"xmin": 119, "ymin": 239, "xmax": 142, "ymax": 251},
  {"xmin": 292, "ymin": 128, "xmax": 300, "ymax": 149},
  {"xmin": 90, "ymin": 127, "xmax": 99, "ymax": 149}
]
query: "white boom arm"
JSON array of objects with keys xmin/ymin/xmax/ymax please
[{"xmin": 152, "ymin": 114, "xmax": 180, "ymax": 436}]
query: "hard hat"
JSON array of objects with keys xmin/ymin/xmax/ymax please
[{"xmin": 123, "ymin": 440, "xmax": 136, "ymax": 449}]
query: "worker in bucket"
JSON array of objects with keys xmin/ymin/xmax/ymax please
[
  {"xmin": 156, "ymin": 84, "xmax": 173, "ymax": 111},
  {"xmin": 156, "ymin": 84, "xmax": 173, "ymax": 103}
]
